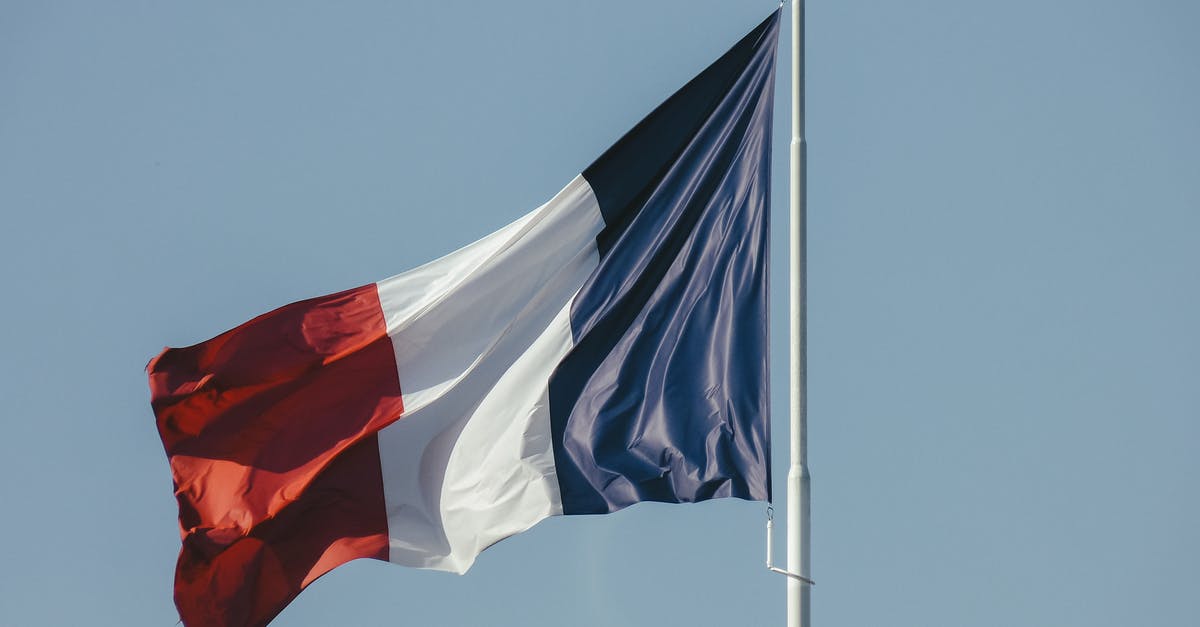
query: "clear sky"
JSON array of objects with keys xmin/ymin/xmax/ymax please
[{"xmin": 2, "ymin": 1, "xmax": 1197, "ymax": 625}]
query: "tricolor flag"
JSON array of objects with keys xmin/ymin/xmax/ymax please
[{"xmin": 149, "ymin": 11, "xmax": 779, "ymax": 627}]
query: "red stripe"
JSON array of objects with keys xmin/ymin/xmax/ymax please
[
  {"xmin": 148, "ymin": 284, "xmax": 402, "ymax": 627},
  {"xmin": 172, "ymin": 435, "xmax": 388, "ymax": 627}
]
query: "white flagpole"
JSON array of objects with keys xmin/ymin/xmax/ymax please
[{"xmin": 787, "ymin": 0, "xmax": 811, "ymax": 626}]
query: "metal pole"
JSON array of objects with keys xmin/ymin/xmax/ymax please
[{"xmin": 786, "ymin": 0, "xmax": 811, "ymax": 626}]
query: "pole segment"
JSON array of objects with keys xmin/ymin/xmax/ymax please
[{"xmin": 786, "ymin": 1, "xmax": 811, "ymax": 626}]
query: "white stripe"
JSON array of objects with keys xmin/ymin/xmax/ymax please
[{"xmin": 375, "ymin": 175, "xmax": 601, "ymax": 573}]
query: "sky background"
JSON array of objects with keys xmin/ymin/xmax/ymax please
[{"xmin": 2, "ymin": 1, "xmax": 1198, "ymax": 625}]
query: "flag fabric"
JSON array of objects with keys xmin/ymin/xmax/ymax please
[{"xmin": 148, "ymin": 11, "xmax": 779, "ymax": 627}]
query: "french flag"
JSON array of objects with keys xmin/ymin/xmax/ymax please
[{"xmin": 148, "ymin": 12, "xmax": 778, "ymax": 627}]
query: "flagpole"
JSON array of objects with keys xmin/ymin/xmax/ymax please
[{"xmin": 787, "ymin": 0, "xmax": 811, "ymax": 626}]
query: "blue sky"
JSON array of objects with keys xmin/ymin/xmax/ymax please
[{"xmin": 1, "ymin": 1, "xmax": 1197, "ymax": 625}]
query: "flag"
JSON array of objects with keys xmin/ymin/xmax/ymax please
[{"xmin": 148, "ymin": 11, "xmax": 779, "ymax": 627}]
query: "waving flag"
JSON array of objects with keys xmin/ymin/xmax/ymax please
[{"xmin": 149, "ymin": 11, "xmax": 779, "ymax": 627}]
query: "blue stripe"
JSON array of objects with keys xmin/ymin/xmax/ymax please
[{"xmin": 548, "ymin": 12, "xmax": 779, "ymax": 515}]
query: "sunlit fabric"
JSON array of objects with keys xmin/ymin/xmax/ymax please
[{"xmin": 148, "ymin": 10, "xmax": 778, "ymax": 627}]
